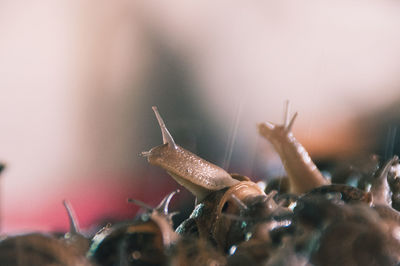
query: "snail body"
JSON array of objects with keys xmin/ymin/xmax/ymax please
[
  {"xmin": 258, "ymin": 102, "xmax": 329, "ymax": 194},
  {"xmin": 143, "ymin": 107, "xmax": 239, "ymax": 202}
]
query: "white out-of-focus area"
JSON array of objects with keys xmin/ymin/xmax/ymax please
[{"xmin": 0, "ymin": 0, "xmax": 400, "ymax": 231}]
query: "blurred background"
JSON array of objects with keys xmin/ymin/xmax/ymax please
[{"xmin": 1, "ymin": 0, "xmax": 400, "ymax": 234}]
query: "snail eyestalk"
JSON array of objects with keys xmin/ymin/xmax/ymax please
[
  {"xmin": 152, "ymin": 106, "xmax": 177, "ymax": 149},
  {"xmin": 284, "ymin": 100, "xmax": 291, "ymax": 128},
  {"xmin": 285, "ymin": 112, "xmax": 298, "ymax": 133},
  {"xmin": 127, "ymin": 198, "xmax": 153, "ymax": 212},
  {"xmin": 62, "ymin": 200, "xmax": 80, "ymax": 235},
  {"xmin": 155, "ymin": 189, "xmax": 180, "ymax": 215}
]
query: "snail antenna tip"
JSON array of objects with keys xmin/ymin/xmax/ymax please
[{"xmin": 152, "ymin": 106, "xmax": 177, "ymax": 149}]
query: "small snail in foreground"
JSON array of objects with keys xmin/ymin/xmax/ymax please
[
  {"xmin": 0, "ymin": 233, "xmax": 92, "ymax": 266},
  {"xmin": 88, "ymin": 190, "xmax": 179, "ymax": 266},
  {"xmin": 0, "ymin": 200, "xmax": 92, "ymax": 266},
  {"xmin": 258, "ymin": 102, "xmax": 330, "ymax": 194}
]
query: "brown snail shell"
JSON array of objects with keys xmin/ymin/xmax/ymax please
[{"xmin": 177, "ymin": 179, "xmax": 275, "ymax": 252}]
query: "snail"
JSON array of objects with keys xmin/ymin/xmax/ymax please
[
  {"xmin": 142, "ymin": 106, "xmax": 239, "ymax": 202},
  {"xmin": 88, "ymin": 190, "xmax": 179, "ymax": 266},
  {"xmin": 258, "ymin": 102, "xmax": 329, "ymax": 194},
  {"xmin": 143, "ymin": 107, "xmax": 291, "ymax": 251},
  {"xmin": 0, "ymin": 200, "xmax": 92, "ymax": 266},
  {"xmin": 0, "ymin": 233, "xmax": 92, "ymax": 266}
]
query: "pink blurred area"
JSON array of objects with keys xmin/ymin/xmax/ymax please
[{"xmin": 1, "ymin": 0, "xmax": 400, "ymax": 233}]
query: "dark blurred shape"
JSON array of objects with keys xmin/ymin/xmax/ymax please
[
  {"xmin": 362, "ymin": 98, "xmax": 400, "ymax": 161},
  {"xmin": 0, "ymin": 163, "xmax": 4, "ymax": 175}
]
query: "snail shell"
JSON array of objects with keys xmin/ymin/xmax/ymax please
[
  {"xmin": 177, "ymin": 178, "xmax": 274, "ymax": 252},
  {"xmin": 143, "ymin": 106, "xmax": 239, "ymax": 202}
]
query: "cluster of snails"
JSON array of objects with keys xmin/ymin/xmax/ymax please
[{"xmin": 2, "ymin": 104, "xmax": 400, "ymax": 266}]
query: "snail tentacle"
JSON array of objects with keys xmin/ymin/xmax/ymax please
[
  {"xmin": 62, "ymin": 200, "xmax": 80, "ymax": 235},
  {"xmin": 127, "ymin": 198, "xmax": 153, "ymax": 211},
  {"xmin": 152, "ymin": 106, "xmax": 177, "ymax": 149},
  {"xmin": 155, "ymin": 189, "xmax": 180, "ymax": 215}
]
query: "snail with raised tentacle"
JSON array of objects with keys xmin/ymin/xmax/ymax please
[
  {"xmin": 88, "ymin": 190, "xmax": 179, "ymax": 266},
  {"xmin": 258, "ymin": 102, "xmax": 330, "ymax": 194},
  {"xmin": 143, "ymin": 107, "xmax": 285, "ymax": 252},
  {"xmin": 142, "ymin": 106, "xmax": 239, "ymax": 203},
  {"xmin": 62, "ymin": 200, "xmax": 90, "ymax": 255},
  {"xmin": 0, "ymin": 201, "xmax": 92, "ymax": 266}
]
